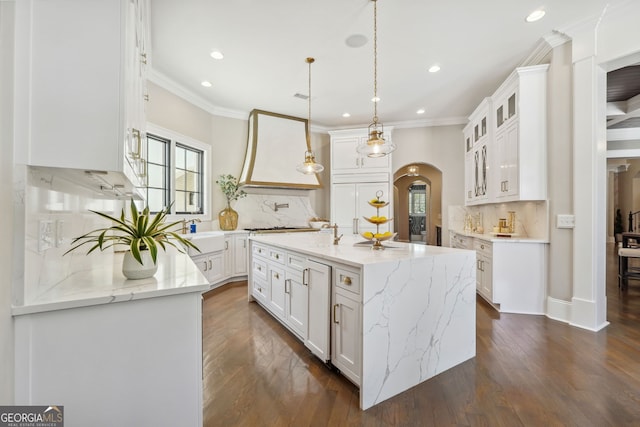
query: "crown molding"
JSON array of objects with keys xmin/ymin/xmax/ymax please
[
  {"xmin": 519, "ymin": 32, "xmax": 571, "ymax": 67},
  {"xmin": 147, "ymin": 68, "xmax": 248, "ymax": 121}
]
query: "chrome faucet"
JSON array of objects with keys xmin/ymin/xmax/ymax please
[
  {"xmin": 274, "ymin": 202, "xmax": 289, "ymax": 212},
  {"xmin": 324, "ymin": 223, "xmax": 343, "ymax": 245}
]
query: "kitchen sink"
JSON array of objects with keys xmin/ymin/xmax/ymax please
[{"xmin": 181, "ymin": 231, "xmax": 225, "ymax": 255}]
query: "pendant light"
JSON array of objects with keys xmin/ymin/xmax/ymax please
[
  {"xmin": 296, "ymin": 57, "xmax": 324, "ymax": 175},
  {"xmin": 356, "ymin": 0, "xmax": 396, "ymax": 158}
]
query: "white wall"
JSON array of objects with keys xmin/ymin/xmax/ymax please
[
  {"xmin": 0, "ymin": 0, "xmax": 15, "ymax": 403},
  {"xmin": 546, "ymin": 42, "xmax": 574, "ymax": 302},
  {"xmin": 391, "ymin": 125, "xmax": 465, "ymax": 245}
]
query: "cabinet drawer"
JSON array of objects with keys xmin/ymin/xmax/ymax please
[
  {"xmin": 474, "ymin": 239, "xmax": 492, "ymax": 256},
  {"xmin": 252, "ymin": 277, "xmax": 269, "ymax": 302},
  {"xmin": 253, "ymin": 243, "xmax": 268, "ymax": 257},
  {"xmin": 335, "ymin": 266, "xmax": 361, "ymax": 296},
  {"xmin": 286, "ymin": 252, "xmax": 305, "ymax": 271},
  {"xmin": 252, "ymin": 258, "xmax": 268, "ymax": 281},
  {"xmin": 269, "ymin": 248, "xmax": 285, "ymax": 264}
]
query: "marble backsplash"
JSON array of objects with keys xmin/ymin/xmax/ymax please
[
  {"xmin": 448, "ymin": 200, "xmax": 549, "ymax": 239},
  {"xmin": 232, "ymin": 193, "xmax": 319, "ymax": 229}
]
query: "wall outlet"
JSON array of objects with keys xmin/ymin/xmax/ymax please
[{"xmin": 556, "ymin": 214, "xmax": 575, "ymax": 229}]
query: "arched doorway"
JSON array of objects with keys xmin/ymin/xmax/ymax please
[{"xmin": 393, "ymin": 163, "xmax": 443, "ymax": 245}]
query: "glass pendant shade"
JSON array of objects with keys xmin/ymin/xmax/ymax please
[
  {"xmin": 296, "ymin": 150, "xmax": 324, "ymax": 174},
  {"xmin": 297, "ymin": 57, "xmax": 324, "ymax": 175}
]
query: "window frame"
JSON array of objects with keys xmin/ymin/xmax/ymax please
[{"xmin": 146, "ymin": 123, "xmax": 211, "ymax": 222}]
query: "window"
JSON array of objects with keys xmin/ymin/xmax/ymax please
[{"xmin": 145, "ymin": 124, "xmax": 210, "ymax": 218}]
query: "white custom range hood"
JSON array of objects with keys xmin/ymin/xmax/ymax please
[{"xmin": 240, "ymin": 109, "xmax": 322, "ymax": 189}]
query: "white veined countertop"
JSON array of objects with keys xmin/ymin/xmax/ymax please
[{"xmin": 13, "ymin": 247, "xmax": 209, "ymax": 316}]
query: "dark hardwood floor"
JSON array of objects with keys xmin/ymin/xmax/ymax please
[{"xmin": 202, "ymin": 244, "xmax": 640, "ymax": 426}]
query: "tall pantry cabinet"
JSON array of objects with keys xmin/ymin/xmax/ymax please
[
  {"xmin": 329, "ymin": 128, "xmax": 393, "ymax": 236},
  {"xmin": 14, "ymin": 0, "xmax": 149, "ymax": 190}
]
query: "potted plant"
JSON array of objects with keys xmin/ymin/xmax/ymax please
[
  {"xmin": 65, "ymin": 200, "xmax": 200, "ymax": 279},
  {"xmin": 216, "ymin": 174, "xmax": 246, "ymax": 230}
]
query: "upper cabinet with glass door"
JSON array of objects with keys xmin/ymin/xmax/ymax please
[
  {"xmin": 14, "ymin": 0, "xmax": 149, "ymax": 191},
  {"xmin": 491, "ymin": 64, "xmax": 549, "ymax": 202}
]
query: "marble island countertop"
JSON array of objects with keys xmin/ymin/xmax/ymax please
[
  {"xmin": 250, "ymin": 232, "xmax": 470, "ymax": 268},
  {"xmin": 450, "ymin": 229, "xmax": 549, "ymax": 243},
  {"xmin": 13, "ymin": 248, "xmax": 209, "ymax": 316}
]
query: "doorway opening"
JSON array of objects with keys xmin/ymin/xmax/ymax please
[{"xmin": 393, "ymin": 163, "xmax": 442, "ymax": 245}]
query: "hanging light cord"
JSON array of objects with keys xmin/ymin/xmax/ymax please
[
  {"xmin": 372, "ymin": 0, "xmax": 378, "ymax": 125},
  {"xmin": 307, "ymin": 57, "xmax": 314, "ymax": 145}
]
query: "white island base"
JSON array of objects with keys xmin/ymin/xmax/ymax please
[{"xmin": 248, "ymin": 233, "xmax": 477, "ymax": 410}]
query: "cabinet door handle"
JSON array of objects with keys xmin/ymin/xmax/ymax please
[
  {"xmin": 285, "ymin": 279, "xmax": 290, "ymax": 294},
  {"xmin": 302, "ymin": 268, "xmax": 308, "ymax": 286},
  {"xmin": 274, "ymin": 272, "xmax": 279, "ymax": 280},
  {"xmin": 208, "ymin": 260, "xmax": 212, "ymax": 270},
  {"xmin": 225, "ymin": 241, "xmax": 229, "ymax": 250},
  {"xmin": 140, "ymin": 52, "xmax": 147, "ymax": 65},
  {"xmin": 333, "ymin": 304, "xmax": 340, "ymax": 324},
  {"xmin": 203, "ymin": 261, "xmax": 208, "ymax": 271},
  {"xmin": 130, "ymin": 128, "xmax": 142, "ymax": 159}
]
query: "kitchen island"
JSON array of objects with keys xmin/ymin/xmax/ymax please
[
  {"xmin": 12, "ymin": 248, "xmax": 209, "ymax": 427},
  {"xmin": 248, "ymin": 232, "xmax": 476, "ymax": 410}
]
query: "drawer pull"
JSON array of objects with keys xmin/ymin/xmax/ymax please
[
  {"xmin": 257, "ymin": 266, "xmax": 262, "ymax": 271},
  {"xmin": 342, "ymin": 276, "xmax": 352, "ymax": 286},
  {"xmin": 274, "ymin": 272, "xmax": 279, "ymax": 279},
  {"xmin": 274, "ymin": 254, "xmax": 280, "ymax": 259}
]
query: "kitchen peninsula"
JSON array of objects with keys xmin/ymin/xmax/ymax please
[
  {"xmin": 12, "ymin": 248, "xmax": 209, "ymax": 427},
  {"xmin": 248, "ymin": 232, "xmax": 476, "ymax": 409}
]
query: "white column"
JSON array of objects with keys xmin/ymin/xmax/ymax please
[{"xmin": 570, "ymin": 55, "xmax": 608, "ymax": 331}]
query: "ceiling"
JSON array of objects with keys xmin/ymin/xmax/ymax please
[{"xmin": 149, "ymin": 0, "xmax": 632, "ymax": 129}]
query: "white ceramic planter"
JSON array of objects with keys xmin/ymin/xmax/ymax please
[{"xmin": 122, "ymin": 250, "xmax": 158, "ymax": 280}]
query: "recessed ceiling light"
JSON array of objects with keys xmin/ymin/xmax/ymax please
[
  {"xmin": 416, "ymin": 108, "xmax": 425, "ymax": 114},
  {"xmin": 342, "ymin": 112, "xmax": 351, "ymax": 118},
  {"xmin": 428, "ymin": 65, "xmax": 440, "ymax": 73},
  {"xmin": 210, "ymin": 50, "xmax": 224, "ymax": 60},
  {"xmin": 371, "ymin": 96, "xmax": 380, "ymax": 103},
  {"xmin": 201, "ymin": 81, "xmax": 212, "ymax": 87},
  {"xmin": 525, "ymin": 9, "xmax": 545, "ymax": 22},
  {"xmin": 345, "ymin": 34, "xmax": 368, "ymax": 48}
]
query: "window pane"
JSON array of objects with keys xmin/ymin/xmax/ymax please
[
  {"xmin": 185, "ymin": 171, "xmax": 200, "ymax": 193},
  {"xmin": 175, "ymin": 191, "xmax": 186, "ymax": 213},
  {"xmin": 175, "ymin": 168, "xmax": 186, "ymax": 191},
  {"xmin": 148, "ymin": 138, "xmax": 166, "ymax": 164},
  {"xmin": 147, "ymin": 189, "xmax": 165, "ymax": 213},
  {"xmin": 175, "ymin": 146, "xmax": 186, "ymax": 169},
  {"xmin": 147, "ymin": 163, "xmax": 165, "ymax": 189},
  {"xmin": 186, "ymin": 149, "xmax": 199, "ymax": 172}
]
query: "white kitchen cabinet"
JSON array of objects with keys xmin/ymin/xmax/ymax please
[
  {"xmin": 304, "ymin": 259, "xmax": 332, "ymax": 362},
  {"xmin": 330, "ymin": 132, "xmax": 391, "ymax": 173},
  {"xmin": 285, "ymin": 269, "xmax": 308, "ymax": 339},
  {"xmin": 15, "ymin": 0, "xmax": 148, "ymax": 189},
  {"xmin": 223, "ymin": 232, "xmax": 249, "ymax": 279},
  {"xmin": 463, "ymin": 64, "xmax": 548, "ymax": 205},
  {"xmin": 268, "ymin": 265, "xmax": 286, "ymax": 320},
  {"xmin": 474, "ymin": 239, "xmax": 493, "ymax": 301},
  {"xmin": 332, "ymin": 265, "xmax": 361, "ymax": 386},
  {"xmin": 191, "ymin": 252, "xmax": 224, "ymax": 285},
  {"xmin": 491, "ymin": 64, "xmax": 548, "ymax": 202},
  {"xmin": 233, "ymin": 234, "xmax": 249, "ymax": 275},
  {"xmin": 329, "ymin": 128, "xmax": 393, "ymax": 236},
  {"xmin": 494, "ymin": 121, "xmax": 519, "ymax": 199},
  {"xmin": 464, "ymin": 99, "xmax": 491, "ymax": 206},
  {"xmin": 332, "ymin": 181, "xmax": 391, "ymax": 235}
]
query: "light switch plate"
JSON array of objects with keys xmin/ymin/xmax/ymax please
[{"xmin": 556, "ymin": 214, "xmax": 575, "ymax": 229}]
